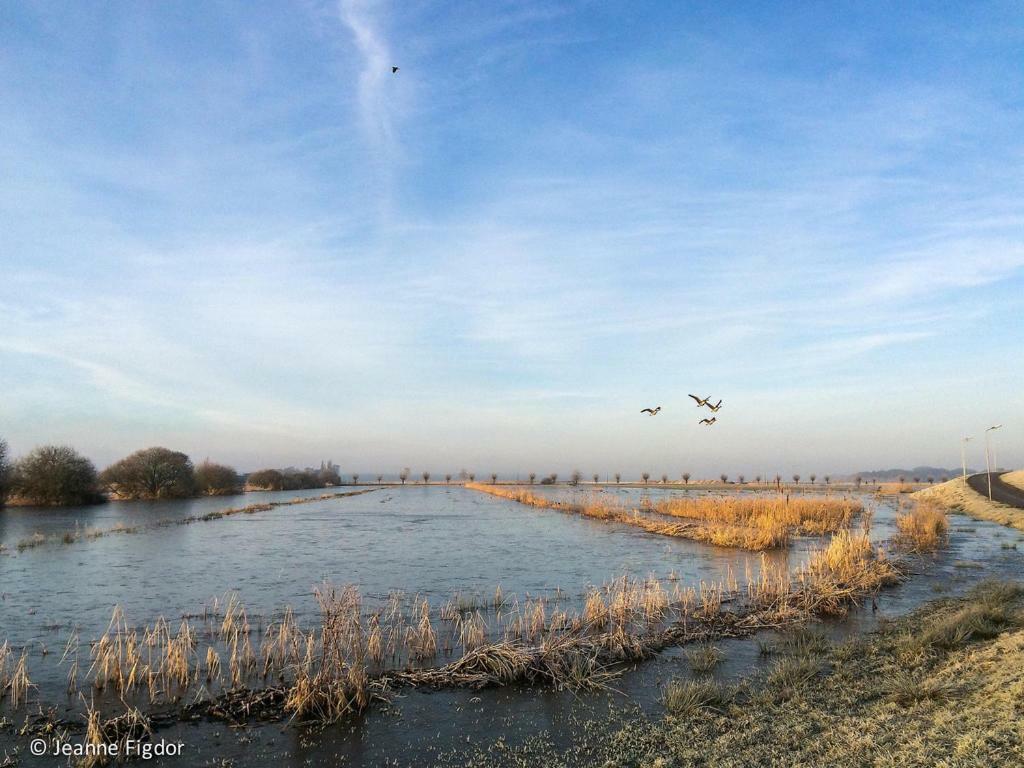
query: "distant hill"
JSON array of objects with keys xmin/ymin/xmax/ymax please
[{"xmin": 846, "ymin": 467, "xmax": 972, "ymax": 481}]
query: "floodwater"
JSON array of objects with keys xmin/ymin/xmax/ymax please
[{"xmin": 2, "ymin": 485, "xmax": 1022, "ymax": 766}]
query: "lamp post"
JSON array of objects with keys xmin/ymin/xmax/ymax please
[
  {"xmin": 985, "ymin": 424, "xmax": 1003, "ymax": 501},
  {"xmin": 961, "ymin": 436, "xmax": 973, "ymax": 486}
]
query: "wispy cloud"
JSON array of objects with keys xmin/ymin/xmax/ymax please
[{"xmin": 338, "ymin": 0, "xmax": 401, "ymax": 186}]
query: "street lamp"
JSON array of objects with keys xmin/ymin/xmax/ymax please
[
  {"xmin": 985, "ymin": 424, "xmax": 1003, "ymax": 501},
  {"xmin": 961, "ymin": 436, "xmax": 973, "ymax": 486}
]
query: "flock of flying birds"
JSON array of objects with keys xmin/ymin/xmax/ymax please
[
  {"xmin": 641, "ymin": 394, "xmax": 723, "ymax": 426},
  {"xmin": 395, "ymin": 54, "xmax": 720, "ymax": 434}
]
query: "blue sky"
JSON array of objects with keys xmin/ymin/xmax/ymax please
[{"xmin": 1, "ymin": 1, "xmax": 1021, "ymax": 477}]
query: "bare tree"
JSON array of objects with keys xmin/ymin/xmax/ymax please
[
  {"xmin": 738, "ymin": 474, "xmax": 745, "ymax": 484},
  {"xmin": 490, "ymin": 473, "xmax": 497, "ymax": 484},
  {"xmin": 614, "ymin": 473, "xmax": 621, "ymax": 484},
  {"xmin": 720, "ymin": 473, "xmax": 728, "ymax": 484},
  {"xmin": 913, "ymin": 476, "xmax": 920, "ymax": 483},
  {"xmin": 682, "ymin": 472, "xmax": 690, "ymax": 485},
  {"xmin": 855, "ymin": 476, "xmax": 862, "ymax": 488},
  {"xmin": 0, "ymin": 438, "xmax": 10, "ymax": 505},
  {"xmin": 399, "ymin": 468, "xmax": 410, "ymax": 485},
  {"xmin": 100, "ymin": 447, "xmax": 196, "ymax": 500},
  {"xmin": 422, "ymin": 471, "xmax": 430, "ymax": 484},
  {"xmin": 529, "ymin": 473, "xmax": 536, "ymax": 484},
  {"xmin": 570, "ymin": 470, "xmax": 582, "ymax": 486},
  {"xmin": 824, "ymin": 475, "xmax": 830, "ymax": 485},
  {"xmin": 592, "ymin": 473, "xmax": 599, "ymax": 484},
  {"xmin": 352, "ymin": 474, "xmax": 359, "ymax": 485},
  {"xmin": 898, "ymin": 476, "xmax": 906, "ymax": 485},
  {"xmin": 376, "ymin": 474, "xmax": 383, "ymax": 484},
  {"xmin": 194, "ymin": 461, "xmax": 241, "ymax": 496},
  {"xmin": 792, "ymin": 474, "xmax": 800, "ymax": 484},
  {"xmin": 927, "ymin": 476, "xmax": 934, "ymax": 484},
  {"xmin": 12, "ymin": 445, "xmax": 102, "ymax": 506},
  {"xmin": 550, "ymin": 473, "xmax": 558, "ymax": 484},
  {"xmin": 809, "ymin": 474, "xmax": 816, "ymax": 484},
  {"xmin": 445, "ymin": 474, "xmax": 452, "ymax": 484},
  {"xmin": 642, "ymin": 472, "xmax": 650, "ymax": 485},
  {"xmin": 755, "ymin": 474, "xmax": 762, "ymax": 484},
  {"xmin": 661, "ymin": 473, "xmax": 668, "ymax": 484},
  {"xmin": 469, "ymin": 473, "xmax": 475, "ymax": 482}
]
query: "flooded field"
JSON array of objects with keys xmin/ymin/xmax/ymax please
[{"xmin": 2, "ymin": 485, "xmax": 1023, "ymax": 766}]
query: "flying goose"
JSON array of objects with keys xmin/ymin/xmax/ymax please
[
  {"xmin": 641, "ymin": 407, "xmax": 662, "ymax": 416},
  {"xmin": 688, "ymin": 394, "xmax": 711, "ymax": 407},
  {"xmin": 392, "ymin": 66, "xmax": 400, "ymax": 73},
  {"xmin": 699, "ymin": 417, "xmax": 717, "ymax": 425},
  {"xmin": 706, "ymin": 399, "xmax": 723, "ymax": 412}
]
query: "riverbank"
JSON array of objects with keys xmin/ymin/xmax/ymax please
[
  {"xmin": 444, "ymin": 580, "xmax": 1024, "ymax": 767},
  {"xmin": 914, "ymin": 476, "xmax": 1024, "ymax": 532}
]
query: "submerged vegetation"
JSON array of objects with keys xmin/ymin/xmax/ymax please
[
  {"xmin": 7, "ymin": 488, "xmax": 379, "ymax": 552},
  {"xmin": 466, "ymin": 483, "xmax": 865, "ymax": 551}
]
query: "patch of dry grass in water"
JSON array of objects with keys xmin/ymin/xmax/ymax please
[
  {"xmin": 894, "ymin": 501, "xmax": 949, "ymax": 552},
  {"xmin": 466, "ymin": 483, "xmax": 861, "ymax": 551},
  {"xmin": 0, "ymin": 642, "xmax": 33, "ymax": 707}
]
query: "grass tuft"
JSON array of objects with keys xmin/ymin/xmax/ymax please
[{"xmin": 662, "ymin": 678, "xmax": 734, "ymax": 717}]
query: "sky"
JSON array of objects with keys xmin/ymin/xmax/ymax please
[{"xmin": 1, "ymin": 0, "xmax": 1022, "ymax": 478}]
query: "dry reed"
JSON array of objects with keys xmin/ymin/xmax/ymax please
[
  {"xmin": 895, "ymin": 502, "xmax": 949, "ymax": 552},
  {"xmin": 465, "ymin": 483, "xmax": 861, "ymax": 550}
]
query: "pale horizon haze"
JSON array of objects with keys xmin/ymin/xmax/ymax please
[{"xmin": 1, "ymin": 1, "xmax": 1022, "ymax": 477}]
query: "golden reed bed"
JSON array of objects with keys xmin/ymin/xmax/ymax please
[{"xmin": 465, "ymin": 483, "xmax": 863, "ymax": 550}]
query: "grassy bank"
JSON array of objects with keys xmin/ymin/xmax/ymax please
[
  {"xmin": 447, "ymin": 580, "xmax": 1024, "ymax": 767},
  {"xmin": 1004, "ymin": 470, "xmax": 1024, "ymax": 492},
  {"xmin": 914, "ymin": 476, "xmax": 1024, "ymax": 532}
]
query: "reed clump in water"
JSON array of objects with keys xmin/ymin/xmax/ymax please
[
  {"xmin": 894, "ymin": 501, "xmax": 949, "ymax": 552},
  {"xmin": 283, "ymin": 584, "xmax": 372, "ymax": 723},
  {"xmin": 0, "ymin": 642, "xmax": 33, "ymax": 707},
  {"xmin": 652, "ymin": 495, "xmax": 861, "ymax": 536},
  {"xmin": 81, "ymin": 701, "xmax": 152, "ymax": 768},
  {"xmin": 744, "ymin": 530, "xmax": 901, "ymax": 624},
  {"xmin": 465, "ymin": 483, "xmax": 860, "ymax": 550}
]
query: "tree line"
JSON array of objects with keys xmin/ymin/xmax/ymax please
[
  {"xmin": 0, "ymin": 439, "xmax": 359, "ymax": 507},
  {"xmin": 0, "ymin": 440, "xmax": 243, "ymax": 506}
]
